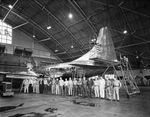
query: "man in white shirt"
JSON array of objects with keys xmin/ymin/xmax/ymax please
[
  {"xmin": 44, "ymin": 78, "xmax": 48, "ymax": 94},
  {"xmin": 35, "ymin": 79, "xmax": 39, "ymax": 93},
  {"xmin": 32, "ymin": 79, "xmax": 37, "ymax": 93},
  {"xmin": 23, "ymin": 79, "xmax": 29, "ymax": 93},
  {"xmin": 59, "ymin": 77, "xmax": 64, "ymax": 95},
  {"xmin": 68, "ymin": 77, "xmax": 73, "ymax": 96},
  {"xmin": 112, "ymin": 77, "xmax": 122, "ymax": 101},
  {"xmin": 94, "ymin": 77, "xmax": 99, "ymax": 98},
  {"xmin": 55, "ymin": 78, "xmax": 60, "ymax": 95},
  {"xmin": 99, "ymin": 76, "xmax": 105, "ymax": 99}
]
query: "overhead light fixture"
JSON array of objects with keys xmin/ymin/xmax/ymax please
[
  {"xmin": 123, "ymin": 19, "xmax": 127, "ymax": 34},
  {"xmin": 69, "ymin": 13, "xmax": 73, "ymax": 19},
  {"xmin": 33, "ymin": 26, "xmax": 36, "ymax": 38},
  {"xmin": 55, "ymin": 43, "xmax": 58, "ymax": 52},
  {"xmin": 55, "ymin": 49, "xmax": 58, "ymax": 52},
  {"xmin": 71, "ymin": 45, "xmax": 74, "ymax": 48},
  {"xmin": 71, "ymin": 38, "xmax": 74, "ymax": 48},
  {"xmin": 123, "ymin": 30, "xmax": 127, "ymax": 34},
  {"xmin": 8, "ymin": 5, "xmax": 13, "ymax": 9},
  {"xmin": 47, "ymin": 14, "xmax": 51, "ymax": 30},
  {"xmin": 47, "ymin": 26, "xmax": 51, "ymax": 30}
]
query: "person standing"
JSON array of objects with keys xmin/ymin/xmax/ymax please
[
  {"xmin": 73, "ymin": 78, "xmax": 77, "ymax": 96},
  {"xmin": 105, "ymin": 77, "xmax": 111, "ymax": 100},
  {"xmin": 142, "ymin": 77, "xmax": 147, "ymax": 86},
  {"xmin": 44, "ymin": 78, "xmax": 48, "ymax": 94},
  {"xmin": 87, "ymin": 78, "xmax": 94, "ymax": 98},
  {"xmin": 68, "ymin": 77, "xmax": 73, "ymax": 96},
  {"xmin": 32, "ymin": 79, "xmax": 36, "ymax": 93},
  {"xmin": 77, "ymin": 78, "xmax": 82, "ymax": 96},
  {"xmin": 112, "ymin": 77, "xmax": 122, "ymax": 101},
  {"xmin": 35, "ymin": 79, "xmax": 39, "ymax": 93},
  {"xmin": 82, "ymin": 77, "xmax": 87, "ymax": 97},
  {"xmin": 29, "ymin": 78, "xmax": 33, "ymax": 93},
  {"xmin": 99, "ymin": 76, "xmax": 105, "ymax": 99},
  {"xmin": 59, "ymin": 77, "xmax": 64, "ymax": 95},
  {"xmin": 147, "ymin": 78, "xmax": 150, "ymax": 86},
  {"xmin": 51, "ymin": 78, "xmax": 56, "ymax": 94},
  {"xmin": 64, "ymin": 78, "xmax": 68, "ymax": 96},
  {"xmin": 94, "ymin": 77, "xmax": 99, "ymax": 98},
  {"xmin": 23, "ymin": 79, "xmax": 29, "ymax": 93},
  {"xmin": 55, "ymin": 78, "xmax": 60, "ymax": 95},
  {"xmin": 47, "ymin": 77, "xmax": 52, "ymax": 94}
]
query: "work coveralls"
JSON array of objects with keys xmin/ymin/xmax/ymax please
[
  {"xmin": 113, "ymin": 79, "xmax": 122, "ymax": 101},
  {"xmin": 68, "ymin": 78, "xmax": 73, "ymax": 96},
  {"xmin": 99, "ymin": 77, "xmax": 105, "ymax": 98},
  {"xmin": 94, "ymin": 79, "xmax": 99, "ymax": 98}
]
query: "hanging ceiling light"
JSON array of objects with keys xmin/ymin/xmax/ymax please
[
  {"xmin": 47, "ymin": 26, "xmax": 51, "ymax": 30},
  {"xmin": 71, "ymin": 45, "xmax": 74, "ymax": 48},
  {"xmin": 8, "ymin": 5, "xmax": 13, "ymax": 9},
  {"xmin": 69, "ymin": 13, "xmax": 73, "ymax": 19},
  {"xmin": 33, "ymin": 26, "xmax": 35, "ymax": 38},
  {"xmin": 55, "ymin": 49, "xmax": 58, "ymax": 52},
  {"xmin": 68, "ymin": 3, "xmax": 73, "ymax": 19},
  {"xmin": 47, "ymin": 14, "xmax": 51, "ymax": 30},
  {"xmin": 123, "ymin": 30, "xmax": 127, "ymax": 34},
  {"xmin": 123, "ymin": 20, "xmax": 127, "ymax": 34},
  {"xmin": 55, "ymin": 43, "xmax": 58, "ymax": 52},
  {"xmin": 71, "ymin": 38, "xmax": 74, "ymax": 48}
]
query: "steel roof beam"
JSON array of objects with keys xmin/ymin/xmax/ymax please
[
  {"xmin": 90, "ymin": 0, "xmax": 149, "ymax": 42},
  {"xmin": 90, "ymin": 0, "xmax": 150, "ymax": 19},
  {"xmin": 2, "ymin": 0, "xmax": 19, "ymax": 22},
  {"xmin": 116, "ymin": 40, "xmax": 150, "ymax": 49},
  {"xmin": 13, "ymin": 21, "xmax": 28, "ymax": 29},
  {"xmin": 34, "ymin": 0, "xmax": 85, "ymax": 54},
  {"xmin": 69, "ymin": 0, "xmax": 98, "ymax": 35},
  {"xmin": 2, "ymin": 6, "xmax": 74, "ymax": 60}
]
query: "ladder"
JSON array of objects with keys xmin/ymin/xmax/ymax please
[{"xmin": 118, "ymin": 60, "xmax": 140, "ymax": 97}]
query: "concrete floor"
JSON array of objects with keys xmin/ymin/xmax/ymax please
[{"xmin": 0, "ymin": 87, "xmax": 150, "ymax": 117}]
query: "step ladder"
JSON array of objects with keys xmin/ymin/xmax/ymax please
[{"xmin": 118, "ymin": 60, "xmax": 140, "ymax": 97}]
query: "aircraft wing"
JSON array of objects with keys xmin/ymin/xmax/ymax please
[
  {"xmin": 70, "ymin": 63, "xmax": 101, "ymax": 69},
  {"xmin": 90, "ymin": 57, "xmax": 120, "ymax": 66},
  {"xmin": 70, "ymin": 60, "xmax": 107, "ymax": 69}
]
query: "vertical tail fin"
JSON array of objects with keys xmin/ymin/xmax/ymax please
[
  {"xmin": 90, "ymin": 27, "xmax": 117, "ymax": 61},
  {"xmin": 74, "ymin": 27, "xmax": 117, "ymax": 61}
]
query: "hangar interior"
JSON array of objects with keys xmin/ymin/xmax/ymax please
[
  {"xmin": 0, "ymin": 1, "xmax": 150, "ymax": 117},
  {"xmin": 0, "ymin": 0, "xmax": 150, "ymax": 74}
]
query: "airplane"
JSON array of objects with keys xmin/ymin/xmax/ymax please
[
  {"xmin": 44, "ymin": 27, "xmax": 120, "ymax": 78},
  {"xmin": 0, "ymin": 66, "xmax": 38, "ymax": 92}
]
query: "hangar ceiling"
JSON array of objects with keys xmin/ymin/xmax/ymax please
[{"xmin": 1, "ymin": 0, "xmax": 150, "ymax": 69}]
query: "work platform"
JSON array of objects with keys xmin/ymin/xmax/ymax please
[{"xmin": 0, "ymin": 86, "xmax": 150, "ymax": 117}]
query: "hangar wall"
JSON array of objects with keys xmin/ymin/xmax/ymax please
[
  {"xmin": 5, "ymin": 29, "xmax": 56, "ymax": 59},
  {"xmin": 0, "ymin": 29, "xmax": 60, "ymax": 72}
]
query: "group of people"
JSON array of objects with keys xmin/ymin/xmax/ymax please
[
  {"xmin": 22, "ymin": 75, "xmax": 122, "ymax": 101},
  {"xmin": 135, "ymin": 76, "xmax": 150, "ymax": 86}
]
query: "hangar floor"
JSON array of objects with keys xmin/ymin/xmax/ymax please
[{"xmin": 0, "ymin": 87, "xmax": 150, "ymax": 117}]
